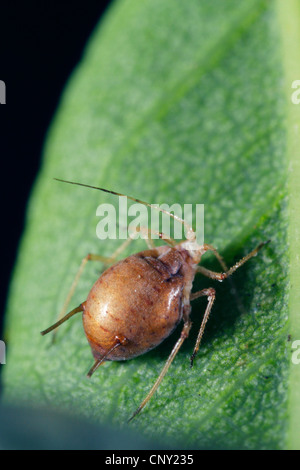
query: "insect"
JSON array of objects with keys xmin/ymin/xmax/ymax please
[{"xmin": 41, "ymin": 179, "xmax": 269, "ymax": 421}]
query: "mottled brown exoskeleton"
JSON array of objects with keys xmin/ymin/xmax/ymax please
[{"xmin": 41, "ymin": 179, "xmax": 269, "ymax": 420}]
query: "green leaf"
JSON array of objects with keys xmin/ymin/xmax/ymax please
[
  {"xmin": 276, "ymin": 0, "xmax": 300, "ymax": 451},
  {"xmin": 3, "ymin": 0, "xmax": 298, "ymax": 449},
  {"xmin": 0, "ymin": 404, "xmax": 162, "ymax": 450}
]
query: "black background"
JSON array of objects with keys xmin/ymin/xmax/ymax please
[{"xmin": 0, "ymin": 1, "xmax": 112, "ymax": 341}]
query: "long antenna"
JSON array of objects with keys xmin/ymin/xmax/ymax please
[{"xmin": 54, "ymin": 178, "xmax": 195, "ymax": 241}]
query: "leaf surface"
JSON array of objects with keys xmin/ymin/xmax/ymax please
[{"xmin": 3, "ymin": 0, "xmax": 298, "ymax": 449}]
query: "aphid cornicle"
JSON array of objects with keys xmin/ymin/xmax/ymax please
[{"xmin": 41, "ymin": 179, "xmax": 269, "ymax": 421}]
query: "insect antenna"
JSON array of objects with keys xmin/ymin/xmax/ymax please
[{"xmin": 54, "ymin": 178, "xmax": 195, "ymax": 242}]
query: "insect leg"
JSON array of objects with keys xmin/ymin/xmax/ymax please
[
  {"xmin": 196, "ymin": 241, "xmax": 270, "ymax": 281},
  {"xmin": 201, "ymin": 243, "xmax": 246, "ymax": 315},
  {"xmin": 41, "ymin": 303, "xmax": 85, "ymax": 336},
  {"xmin": 202, "ymin": 244, "xmax": 228, "ymax": 270},
  {"xmin": 189, "ymin": 288, "xmax": 216, "ymax": 367},
  {"xmin": 128, "ymin": 318, "xmax": 192, "ymax": 422}
]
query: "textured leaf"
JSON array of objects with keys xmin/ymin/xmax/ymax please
[{"xmin": 3, "ymin": 0, "xmax": 298, "ymax": 449}]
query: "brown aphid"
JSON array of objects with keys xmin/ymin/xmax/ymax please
[
  {"xmin": 41, "ymin": 179, "xmax": 269, "ymax": 421},
  {"xmin": 84, "ymin": 248, "xmax": 188, "ymax": 362}
]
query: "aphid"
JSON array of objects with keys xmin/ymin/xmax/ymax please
[{"xmin": 41, "ymin": 179, "xmax": 269, "ymax": 421}]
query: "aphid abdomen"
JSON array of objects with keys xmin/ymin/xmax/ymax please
[{"xmin": 83, "ymin": 250, "xmax": 186, "ymax": 361}]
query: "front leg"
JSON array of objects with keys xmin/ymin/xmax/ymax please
[{"xmin": 196, "ymin": 241, "xmax": 270, "ymax": 281}]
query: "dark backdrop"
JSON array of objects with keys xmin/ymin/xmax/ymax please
[{"xmin": 0, "ymin": 1, "xmax": 112, "ymax": 341}]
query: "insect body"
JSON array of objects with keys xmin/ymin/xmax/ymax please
[
  {"xmin": 84, "ymin": 247, "xmax": 191, "ymax": 362},
  {"xmin": 41, "ymin": 180, "xmax": 269, "ymax": 420}
]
